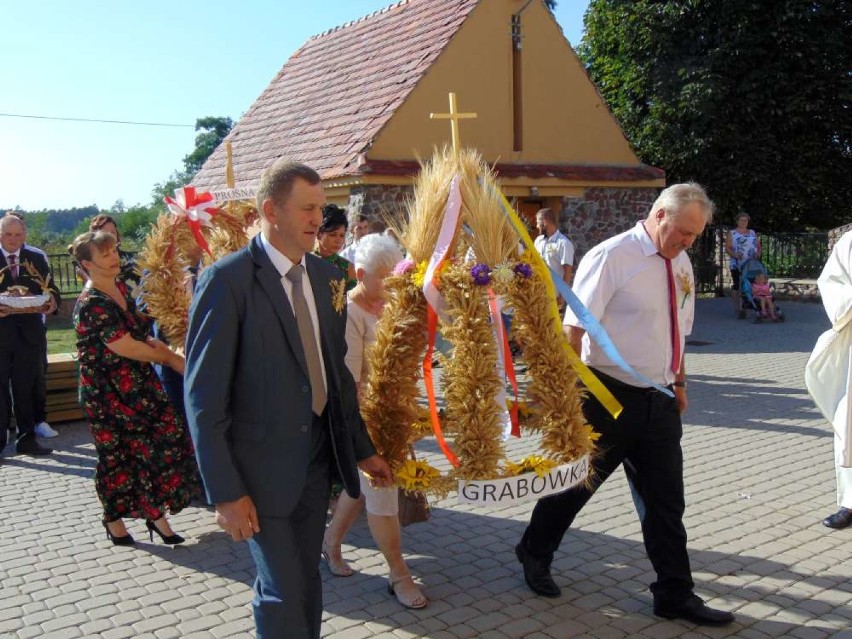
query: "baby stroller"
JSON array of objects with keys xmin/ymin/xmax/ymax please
[{"xmin": 738, "ymin": 258, "xmax": 784, "ymax": 323}]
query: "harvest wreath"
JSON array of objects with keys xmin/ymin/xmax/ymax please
[
  {"xmin": 360, "ymin": 148, "xmax": 600, "ymax": 502},
  {"xmin": 136, "ymin": 188, "xmax": 256, "ymax": 349}
]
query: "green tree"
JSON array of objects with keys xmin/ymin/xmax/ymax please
[
  {"xmin": 151, "ymin": 169, "xmax": 192, "ymax": 214},
  {"xmin": 150, "ymin": 115, "xmax": 233, "ymax": 213},
  {"xmin": 118, "ymin": 205, "xmax": 159, "ymax": 247},
  {"xmin": 182, "ymin": 116, "xmax": 234, "ymax": 174},
  {"xmin": 579, "ymin": 0, "xmax": 852, "ymax": 230}
]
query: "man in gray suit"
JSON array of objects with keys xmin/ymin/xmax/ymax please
[{"xmin": 185, "ymin": 159, "xmax": 392, "ymax": 639}]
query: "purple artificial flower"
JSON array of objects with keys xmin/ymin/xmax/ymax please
[
  {"xmin": 470, "ymin": 263, "xmax": 492, "ymax": 286},
  {"xmin": 513, "ymin": 262, "xmax": 533, "ymax": 279},
  {"xmin": 393, "ymin": 258, "xmax": 416, "ymax": 276}
]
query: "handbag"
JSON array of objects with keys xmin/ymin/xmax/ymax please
[
  {"xmin": 398, "ymin": 488, "xmax": 430, "ymax": 527},
  {"xmin": 397, "ymin": 447, "xmax": 430, "ymax": 527}
]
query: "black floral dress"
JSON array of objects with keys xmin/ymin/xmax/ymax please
[{"xmin": 73, "ymin": 283, "xmax": 201, "ymax": 523}]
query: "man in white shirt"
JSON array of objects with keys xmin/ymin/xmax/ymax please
[
  {"xmin": 805, "ymin": 230, "xmax": 852, "ymax": 529},
  {"xmin": 533, "ymin": 208, "xmax": 574, "ymax": 307},
  {"xmin": 515, "ymin": 184, "xmax": 734, "ymax": 627},
  {"xmin": 338, "ymin": 214, "xmax": 370, "ymax": 264}
]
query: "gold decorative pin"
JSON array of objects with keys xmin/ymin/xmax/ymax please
[
  {"xmin": 676, "ymin": 271, "xmax": 693, "ymax": 309},
  {"xmin": 330, "ymin": 278, "xmax": 346, "ymax": 314}
]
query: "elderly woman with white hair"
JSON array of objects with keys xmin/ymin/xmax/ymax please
[{"xmin": 321, "ymin": 233, "xmax": 428, "ymax": 610}]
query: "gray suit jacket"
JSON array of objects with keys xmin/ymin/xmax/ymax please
[{"xmin": 184, "ymin": 234, "xmax": 376, "ymax": 516}]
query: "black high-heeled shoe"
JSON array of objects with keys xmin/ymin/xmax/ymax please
[
  {"xmin": 145, "ymin": 520, "xmax": 185, "ymax": 545},
  {"xmin": 102, "ymin": 520, "xmax": 135, "ymax": 546}
]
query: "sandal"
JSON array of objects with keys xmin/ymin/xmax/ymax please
[
  {"xmin": 387, "ymin": 574, "xmax": 428, "ymax": 609},
  {"xmin": 320, "ymin": 542, "xmax": 353, "ymax": 577}
]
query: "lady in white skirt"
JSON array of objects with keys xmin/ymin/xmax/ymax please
[{"xmin": 321, "ymin": 234, "xmax": 428, "ymax": 609}]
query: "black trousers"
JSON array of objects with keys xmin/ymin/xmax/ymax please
[
  {"xmin": 0, "ymin": 338, "xmax": 40, "ymax": 442},
  {"xmin": 521, "ymin": 369, "xmax": 695, "ymax": 605}
]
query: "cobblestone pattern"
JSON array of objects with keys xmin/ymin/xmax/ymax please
[{"xmin": 1, "ymin": 299, "xmax": 851, "ymax": 638}]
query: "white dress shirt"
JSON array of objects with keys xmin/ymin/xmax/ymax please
[
  {"xmin": 260, "ymin": 233, "xmax": 328, "ymax": 395},
  {"xmin": 564, "ymin": 221, "xmax": 694, "ymax": 387},
  {"xmin": 534, "ymin": 229, "xmax": 574, "ymax": 275},
  {"xmin": 338, "ymin": 241, "xmax": 359, "ymax": 265}
]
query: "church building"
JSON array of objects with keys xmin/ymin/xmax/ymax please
[{"xmin": 192, "ymin": 0, "xmax": 665, "ymax": 255}]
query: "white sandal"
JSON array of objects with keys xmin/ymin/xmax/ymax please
[
  {"xmin": 320, "ymin": 542, "xmax": 353, "ymax": 577},
  {"xmin": 387, "ymin": 574, "xmax": 428, "ymax": 609}
]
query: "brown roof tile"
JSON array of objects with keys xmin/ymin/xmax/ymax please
[{"xmin": 193, "ymin": 0, "xmax": 479, "ymax": 191}]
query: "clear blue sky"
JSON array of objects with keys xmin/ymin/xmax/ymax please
[{"xmin": 1, "ymin": 0, "xmax": 590, "ymax": 211}]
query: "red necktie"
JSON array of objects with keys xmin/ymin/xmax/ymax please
[
  {"xmin": 663, "ymin": 256, "xmax": 681, "ymax": 374},
  {"xmin": 8, "ymin": 254, "xmax": 18, "ymax": 281}
]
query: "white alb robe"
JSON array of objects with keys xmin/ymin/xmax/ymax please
[{"xmin": 805, "ymin": 230, "xmax": 852, "ymax": 507}]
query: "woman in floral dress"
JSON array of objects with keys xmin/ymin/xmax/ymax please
[
  {"xmin": 70, "ymin": 231, "xmax": 200, "ymax": 546},
  {"xmin": 87, "ymin": 214, "xmax": 141, "ymax": 290}
]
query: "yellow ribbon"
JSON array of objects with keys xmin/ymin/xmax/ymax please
[{"xmin": 496, "ymin": 191, "xmax": 622, "ymax": 418}]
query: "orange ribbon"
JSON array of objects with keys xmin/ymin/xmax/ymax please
[{"xmin": 423, "ymin": 305, "xmax": 459, "ymax": 467}]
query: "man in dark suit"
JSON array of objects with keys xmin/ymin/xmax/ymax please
[
  {"xmin": 185, "ymin": 159, "xmax": 392, "ymax": 639},
  {"xmin": 0, "ymin": 215, "xmax": 60, "ymax": 456}
]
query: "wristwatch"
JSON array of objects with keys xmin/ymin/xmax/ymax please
[{"xmin": 673, "ymin": 381, "xmax": 687, "ymax": 389}]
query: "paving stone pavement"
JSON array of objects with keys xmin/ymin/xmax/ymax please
[{"xmin": 1, "ymin": 297, "xmax": 850, "ymax": 639}]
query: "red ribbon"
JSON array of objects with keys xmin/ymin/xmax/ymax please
[{"xmin": 163, "ymin": 186, "xmax": 219, "ymax": 256}]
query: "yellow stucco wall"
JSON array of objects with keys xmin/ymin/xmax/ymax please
[{"xmin": 368, "ymin": 0, "xmax": 640, "ymax": 166}]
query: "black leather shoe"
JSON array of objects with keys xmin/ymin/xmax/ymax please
[
  {"xmin": 654, "ymin": 595, "xmax": 735, "ymax": 626},
  {"xmin": 16, "ymin": 437, "xmax": 52, "ymax": 456},
  {"xmin": 515, "ymin": 543, "xmax": 560, "ymax": 598},
  {"xmin": 822, "ymin": 507, "xmax": 852, "ymax": 529}
]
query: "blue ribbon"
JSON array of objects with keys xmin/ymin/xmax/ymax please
[
  {"xmin": 548, "ymin": 268, "xmax": 674, "ymax": 398},
  {"xmin": 483, "ymin": 178, "xmax": 674, "ymax": 398}
]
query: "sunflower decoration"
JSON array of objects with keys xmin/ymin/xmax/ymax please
[{"xmin": 503, "ymin": 455, "xmax": 557, "ymax": 479}]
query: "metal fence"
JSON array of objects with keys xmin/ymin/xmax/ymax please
[
  {"xmin": 687, "ymin": 227, "xmax": 829, "ymax": 295},
  {"xmin": 760, "ymin": 232, "xmax": 829, "ymax": 279},
  {"xmin": 47, "ymin": 251, "xmax": 139, "ymax": 295},
  {"xmin": 687, "ymin": 226, "xmax": 725, "ymax": 296},
  {"xmin": 47, "ymin": 253, "xmax": 84, "ymax": 295}
]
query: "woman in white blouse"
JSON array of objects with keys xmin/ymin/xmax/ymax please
[{"xmin": 321, "ymin": 234, "xmax": 427, "ymax": 609}]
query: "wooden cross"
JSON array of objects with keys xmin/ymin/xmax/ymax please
[
  {"xmin": 225, "ymin": 141, "xmax": 235, "ymax": 188},
  {"xmin": 430, "ymin": 92, "xmax": 477, "ymax": 154}
]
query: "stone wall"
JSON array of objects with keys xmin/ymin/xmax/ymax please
[
  {"xmin": 559, "ymin": 186, "xmax": 660, "ymax": 261},
  {"xmin": 343, "ymin": 184, "xmax": 660, "ymax": 262},
  {"xmin": 345, "ymin": 184, "xmax": 413, "ymax": 229},
  {"xmin": 828, "ymin": 222, "xmax": 852, "ymax": 251}
]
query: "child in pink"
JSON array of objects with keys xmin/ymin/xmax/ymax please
[{"xmin": 751, "ymin": 273, "xmax": 777, "ymax": 320}]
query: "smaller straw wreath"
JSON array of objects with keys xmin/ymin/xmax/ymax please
[{"xmin": 137, "ymin": 200, "xmax": 254, "ymax": 348}]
